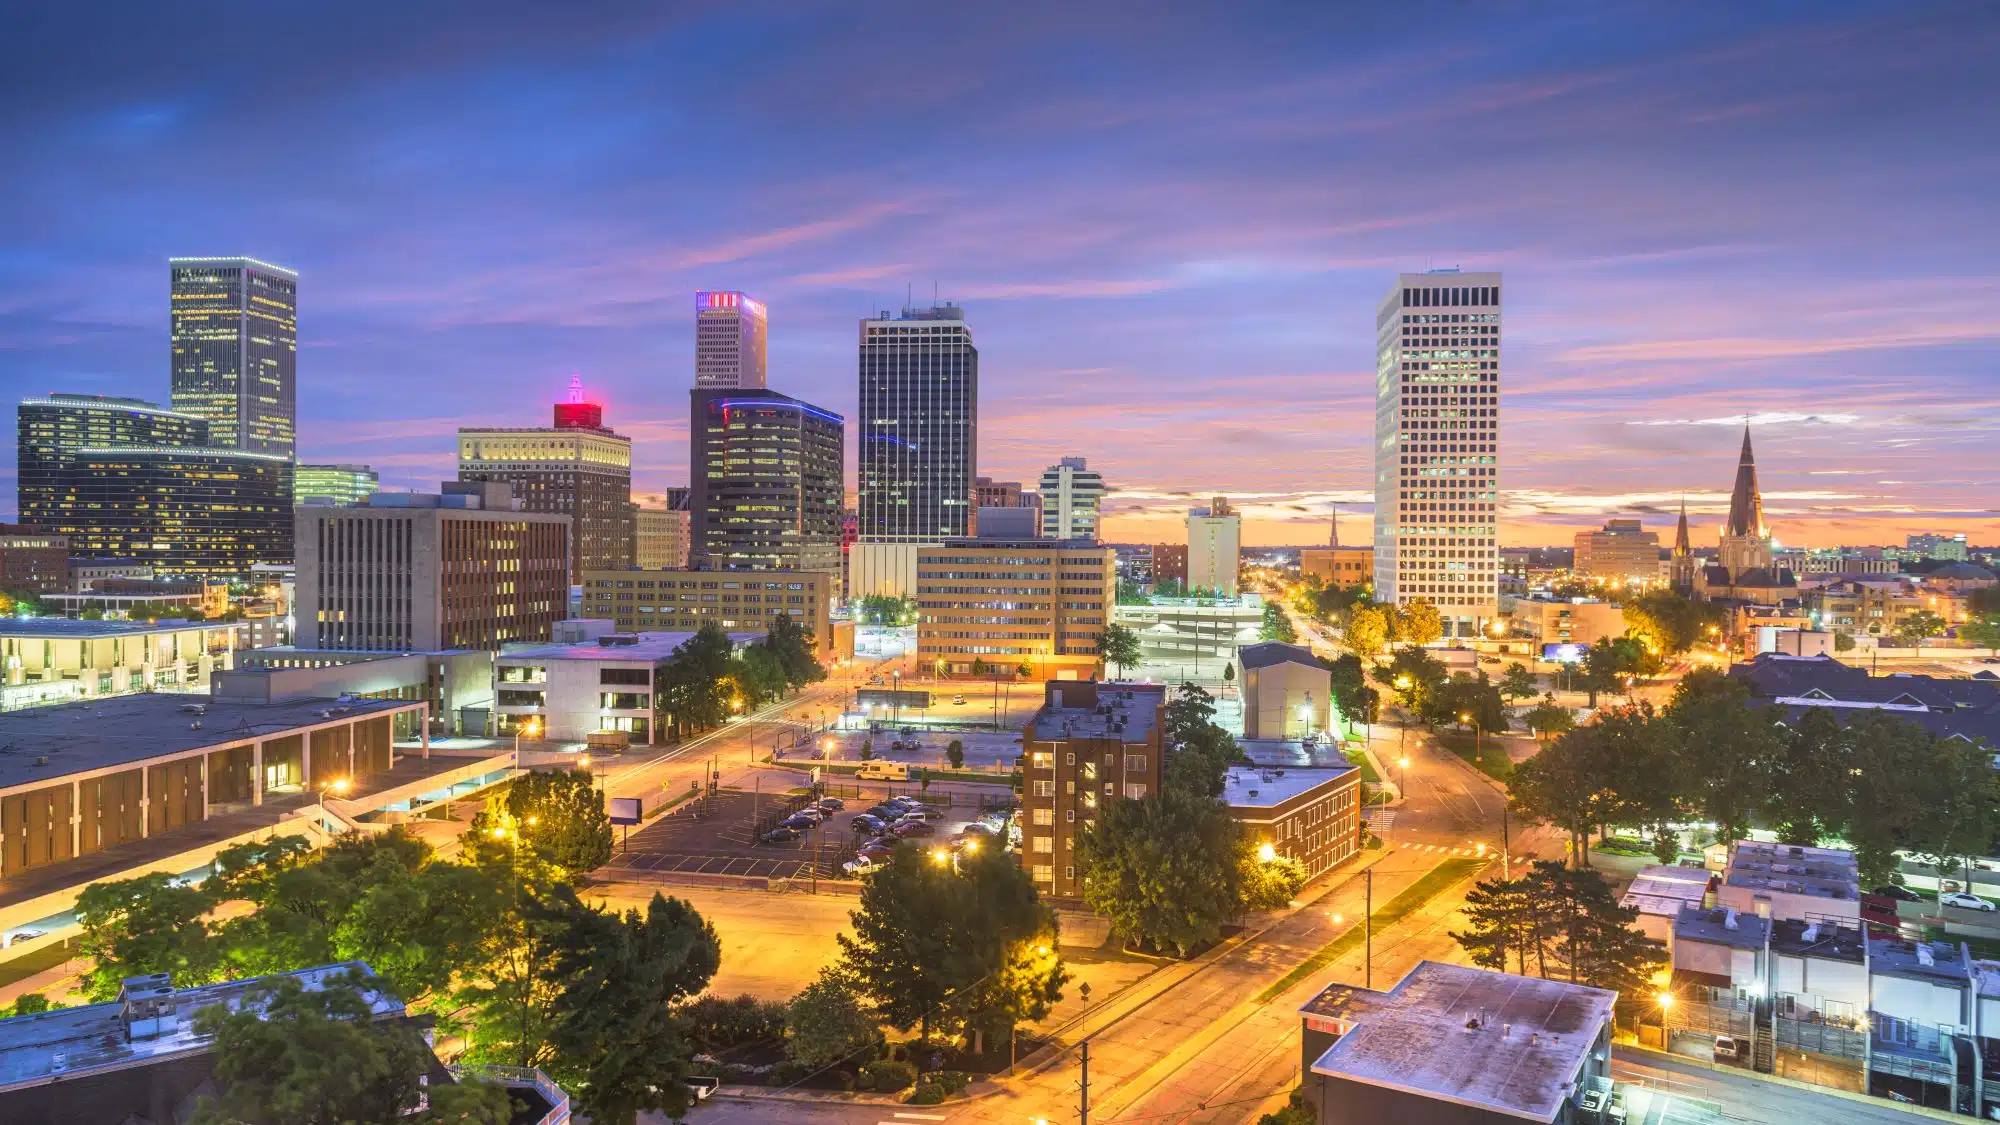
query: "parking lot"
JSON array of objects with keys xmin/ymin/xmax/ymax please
[{"xmin": 789, "ymin": 727, "xmax": 1026, "ymax": 771}]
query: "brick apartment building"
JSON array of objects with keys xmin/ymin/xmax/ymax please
[{"xmin": 1019, "ymin": 681, "xmax": 1166, "ymax": 899}]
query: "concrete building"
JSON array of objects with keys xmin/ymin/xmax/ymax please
[
  {"xmin": 294, "ymin": 481, "xmax": 570, "ymax": 652},
  {"xmin": 228, "ymin": 647, "xmax": 494, "ymax": 737},
  {"xmin": 1299, "ymin": 546, "xmax": 1373, "ymax": 589},
  {"xmin": 68, "ymin": 559, "xmax": 154, "ymax": 591},
  {"xmin": 1186, "ymin": 497, "xmax": 1241, "ymax": 595},
  {"xmin": 1512, "ymin": 598, "xmax": 1626, "ymax": 650},
  {"xmin": 973, "ymin": 477, "xmax": 1035, "ymax": 508},
  {"xmin": 1718, "ymin": 839, "xmax": 1861, "ymax": 924},
  {"xmin": 1619, "ymin": 864, "xmax": 1716, "ymax": 948},
  {"xmin": 694, "ymin": 289, "xmax": 768, "ymax": 390},
  {"xmin": 1222, "ymin": 764, "xmax": 1360, "ymax": 883},
  {"xmin": 1374, "ymin": 271, "xmax": 1502, "ymax": 640},
  {"xmin": 1574, "ymin": 518, "xmax": 1661, "ymax": 585},
  {"xmin": 1111, "ymin": 594, "xmax": 1263, "ymax": 674},
  {"xmin": 915, "ymin": 538, "xmax": 1113, "ymax": 680},
  {"xmin": 687, "ymin": 387, "xmax": 844, "ymax": 572},
  {"xmin": 634, "ymin": 503, "xmax": 691, "ymax": 570},
  {"xmin": 169, "ymin": 257, "xmax": 298, "ymax": 459},
  {"xmin": 16, "ymin": 394, "xmax": 211, "ymax": 534},
  {"xmin": 496, "ymin": 627, "xmax": 741, "ymax": 745},
  {"xmin": 580, "ymin": 567, "xmax": 837, "ymax": 663},
  {"xmin": 1299, "ymin": 961, "xmax": 1614, "ymax": 1125},
  {"xmin": 1238, "ymin": 641, "xmax": 1334, "ymax": 739},
  {"xmin": 1038, "ymin": 457, "xmax": 1106, "ymax": 541},
  {"xmin": 0, "ymin": 962, "xmax": 565, "ymax": 1125},
  {"xmin": 65, "ymin": 448, "xmax": 294, "ymax": 578},
  {"xmin": 1907, "ymin": 533, "xmax": 1970, "ymax": 562},
  {"xmin": 857, "ymin": 305, "xmax": 977, "ymax": 543},
  {"xmin": 1020, "ymin": 681, "xmax": 1166, "ymax": 898},
  {"xmin": 0, "ymin": 526, "xmax": 68, "ymax": 593},
  {"xmin": 974, "ymin": 506, "xmax": 1038, "ymax": 539},
  {"xmin": 1803, "ymin": 578, "xmax": 1930, "ymax": 639},
  {"xmin": 456, "ymin": 378, "xmax": 635, "ymax": 578},
  {"xmin": 0, "ymin": 618, "xmax": 238, "ymax": 711},
  {"xmin": 294, "ymin": 463, "xmax": 378, "ymax": 506},
  {"xmin": 848, "ymin": 540, "xmax": 923, "ymax": 601}
]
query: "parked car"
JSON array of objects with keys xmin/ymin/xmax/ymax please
[
  {"xmin": 760, "ymin": 826, "xmax": 801, "ymax": 844},
  {"xmin": 959, "ymin": 822, "xmax": 997, "ymax": 837},
  {"xmin": 1714, "ymin": 1036, "xmax": 1744, "ymax": 1062},
  {"xmin": 842, "ymin": 856, "xmax": 879, "ymax": 876},
  {"xmin": 898, "ymin": 807, "xmax": 945, "ymax": 822},
  {"xmin": 817, "ymin": 797, "xmax": 845, "ymax": 812},
  {"xmin": 1941, "ymin": 891, "xmax": 1996, "ymax": 912},
  {"xmin": 884, "ymin": 796, "xmax": 922, "ymax": 811},
  {"xmin": 892, "ymin": 821, "xmax": 937, "ymax": 838},
  {"xmin": 852, "ymin": 814, "xmax": 886, "ymax": 833},
  {"xmin": 952, "ymin": 695, "xmax": 967, "ymax": 705},
  {"xmin": 1873, "ymin": 884, "xmax": 1925, "ymax": 902}
]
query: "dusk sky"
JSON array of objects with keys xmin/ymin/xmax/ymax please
[{"xmin": 3, "ymin": 2, "xmax": 1995, "ymax": 547}]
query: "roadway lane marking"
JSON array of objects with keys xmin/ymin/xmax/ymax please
[{"xmin": 890, "ymin": 1114, "xmax": 947, "ymax": 1121}]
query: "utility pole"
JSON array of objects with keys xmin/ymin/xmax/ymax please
[
  {"xmin": 1364, "ymin": 867, "xmax": 1373, "ymax": 990},
  {"xmin": 1502, "ymin": 801, "xmax": 1512, "ymax": 880},
  {"xmin": 1079, "ymin": 1038, "xmax": 1090, "ymax": 1125}
]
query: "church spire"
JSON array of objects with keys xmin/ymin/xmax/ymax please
[
  {"xmin": 1724, "ymin": 424, "xmax": 1764, "ymax": 539},
  {"xmin": 1329, "ymin": 504, "xmax": 1340, "ymax": 549},
  {"xmin": 1673, "ymin": 495, "xmax": 1691, "ymax": 555}
]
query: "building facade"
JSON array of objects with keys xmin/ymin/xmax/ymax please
[
  {"xmin": 1373, "ymin": 271, "xmax": 1502, "ymax": 639},
  {"xmin": 688, "ymin": 389, "xmax": 844, "ymax": 572},
  {"xmin": 634, "ymin": 505, "xmax": 691, "ymax": 570},
  {"xmin": 1906, "ymin": 533, "xmax": 1969, "ymax": 562},
  {"xmin": 16, "ymin": 394, "xmax": 210, "ymax": 532},
  {"xmin": 1186, "ymin": 497, "xmax": 1241, "ymax": 595},
  {"xmin": 67, "ymin": 448, "xmax": 293, "ymax": 577},
  {"xmin": 1223, "ymin": 764, "xmax": 1360, "ymax": 883},
  {"xmin": 694, "ymin": 290, "xmax": 768, "ymax": 390},
  {"xmin": 168, "ymin": 257, "xmax": 298, "ymax": 459},
  {"xmin": 1299, "ymin": 546, "xmax": 1373, "ymax": 588},
  {"xmin": 858, "ymin": 305, "xmax": 978, "ymax": 542},
  {"xmin": 580, "ymin": 567, "xmax": 836, "ymax": 662},
  {"xmin": 973, "ymin": 477, "xmax": 1035, "ymax": 508},
  {"xmin": 495, "ymin": 630, "xmax": 689, "ymax": 744},
  {"xmin": 1152, "ymin": 542, "xmax": 1188, "ymax": 585},
  {"xmin": 294, "ymin": 463, "xmax": 379, "ymax": 506},
  {"xmin": 457, "ymin": 386, "xmax": 634, "ymax": 578},
  {"xmin": 1238, "ymin": 641, "xmax": 1334, "ymax": 739},
  {"xmin": 915, "ymin": 538, "xmax": 1113, "ymax": 679},
  {"xmin": 0, "ymin": 527, "xmax": 69, "ymax": 593},
  {"xmin": 1020, "ymin": 681, "xmax": 1166, "ymax": 898},
  {"xmin": 1037, "ymin": 457, "xmax": 1106, "ymax": 540},
  {"xmin": 294, "ymin": 482, "xmax": 570, "ymax": 652},
  {"xmin": 1574, "ymin": 518, "xmax": 1660, "ymax": 585}
]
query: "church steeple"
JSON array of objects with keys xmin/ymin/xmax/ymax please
[
  {"xmin": 1725, "ymin": 425, "xmax": 1764, "ymax": 539},
  {"xmin": 1670, "ymin": 494, "xmax": 1696, "ymax": 593}
]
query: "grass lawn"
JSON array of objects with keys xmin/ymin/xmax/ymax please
[
  {"xmin": 1436, "ymin": 732, "xmax": 1513, "ymax": 783},
  {"xmin": 1255, "ymin": 856, "xmax": 1490, "ymax": 1003},
  {"xmin": 1343, "ymin": 747, "xmax": 1380, "ymax": 784}
]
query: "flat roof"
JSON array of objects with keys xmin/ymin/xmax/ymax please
[
  {"xmin": 0, "ymin": 962, "xmax": 394, "ymax": 1090},
  {"xmin": 1870, "ymin": 938, "xmax": 1973, "ymax": 987},
  {"xmin": 0, "ymin": 618, "xmax": 215, "ymax": 640},
  {"xmin": 1223, "ymin": 764, "xmax": 1355, "ymax": 810},
  {"xmin": 0, "ymin": 694, "xmax": 413, "ymax": 793},
  {"xmin": 1770, "ymin": 918, "xmax": 1865, "ymax": 962},
  {"xmin": 1724, "ymin": 840, "xmax": 1858, "ymax": 902},
  {"xmin": 1619, "ymin": 865, "xmax": 1712, "ymax": 917},
  {"xmin": 1027, "ymin": 683, "xmax": 1165, "ymax": 742},
  {"xmin": 498, "ymin": 630, "xmax": 763, "ymax": 663},
  {"xmin": 1673, "ymin": 905, "xmax": 1771, "ymax": 951},
  {"xmin": 1302, "ymin": 961, "xmax": 1614, "ymax": 1123}
]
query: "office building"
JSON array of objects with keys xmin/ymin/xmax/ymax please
[
  {"xmin": 974, "ymin": 506, "xmax": 1038, "ymax": 539},
  {"xmin": 849, "ymin": 540, "xmax": 922, "ymax": 601},
  {"xmin": 1373, "ymin": 271, "xmax": 1502, "ymax": 639},
  {"xmin": 916, "ymin": 537, "xmax": 1113, "ymax": 679},
  {"xmin": 1298, "ymin": 546, "xmax": 1373, "ymax": 588},
  {"xmin": 457, "ymin": 380, "xmax": 635, "ymax": 578},
  {"xmin": 974, "ymin": 476, "xmax": 1036, "ymax": 508},
  {"xmin": 294, "ymin": 463, "xmax": 378, "ymax": 506},
  {"xmin": 1186, "ymin": 497, "xmax": 1241, "ymax": 595},
  {"xmin": 16, "ymin": 394, "xmax": 210, "ymax": 532},
  {"xmin": 1152, "ymin": 542, "xmax": 1188, "ymax": 585},
  {"xmin": 1237, "ymin": 641, "xmax": 1334, "ymax": 739},
  {"xmin": 1222, "ymin": 764, "xmax": 1360, "ymax": 883},
  {"xmin": 581, "ymin": 567, "xmax": 838, "ymax": 663},
  {"xmin": 858, "ymin": 305, "xmax": 978, "ymax": 542},
  {"xmin": 0, "ymin": 526, "xmax": 68, "ymax": 593},
  {"xmin": 168, "ymin": 257, "xmax": 298, "ymax": 458},
  {"xmin": 1298, "ymin": 962, "xmax": 1615, "ymax": 1125},
  {"xmin": 635, "ymin": 503, "xmax": 691, "ymax": 570},
  {"xmin": 688, "ymin": 388, "xmax": 844, "ymax": 572},
  {"xmin": 1021, "ymin": 681, "xmax": 1166, "ymax": 897},
  {"xmin": 1573, "ymin": 517, "xmax": 1660, "ymax": 585},
  {"xmin": 694, "ymin": 290, "xmax": 768, "ymax": 390},
  {"xmin": 1513, "ymin": 598, "xmax": 1626, "ymax": 649},
  {"xmin": 0, "ymin": 963, "xmax": 565, "ymax": 1124},
  {"xmin": 1038, "ymin": 457, "xmax": 1106, "ymax": 540},
  {"xmin": 294, "ymin": 481, "xmax": 570, "ymax": 652},
  {"xmin": 496, "ymin": 628, "xmax": 702, "ymax": 745},
  {"xmin": 1906, "ymin": 532, "xmax": 1969, "ymax": 562},
  {"xmin": 0, "ymin": 617, "xmax": 238, "ymax": 712},
  {"xmin": 66, "ymin": 448, "xmax": 293, "ymax": 577}
]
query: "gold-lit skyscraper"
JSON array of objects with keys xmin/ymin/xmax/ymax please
[{"xmin": 170, "ymin": 257, "xmax": 298, "ymax": 459}]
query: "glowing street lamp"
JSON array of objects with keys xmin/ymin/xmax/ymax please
[{"xmin": 1256, "ymin": 842, "xmax": 1277, "ymax": 863}]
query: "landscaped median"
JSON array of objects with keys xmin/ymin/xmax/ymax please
[{"xmin": 1255, "ymin": 856, "xmax": 1491, "ymax": 1003}]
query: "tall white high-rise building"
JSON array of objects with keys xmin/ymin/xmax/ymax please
[
  {"xmin": 694, "ymin": 290, "xmax": 768, "ymax": 389},
  {"xmin": 1186, "ymin": 496, "xmax": 1241, "ymax": 595},
  {"xmin": 1372, "ymin": 271, "xmax": 1502, "ymax": 639},
  {"xmin": 1037, "ymin": 456, "xmax": 1106, "ymax": 540}
]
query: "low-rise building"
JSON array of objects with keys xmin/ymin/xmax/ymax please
[
  {"xmin": 1512, "ymin": 598, "xmax": 1626, "ymax": 650},
  {"xmin": 0, "ymin": 527, "xmax": 68, "ymax": 594},
  {"xmin": 1237, "ymin": 641, "xmax": 1334, "ymax": 739},
  {"xmin": 580, "ymin": 567, "xmax": 836, "ymax": 663},
  {"xmin": 1111, "ymin": 593, "xmax": 1263, "ymax": 675},
  {"xmin": 220, "ymin": 648, "xmax": 495, "ymax": 738},
  {"xmin": 848, "ymin": 539, "xmax": 924, "ymax": 601},
  {"xmin": 1619, "ymin": 864, "xmax": 1715, "ymax": 948},
  {"xmin": 1221, "ymin": 764, "xmax": 1359, "ymax": 883},
  {"xmin": 1298, "ymin": 546, "xmax": 1373, "ymax": 589},
  {"xmin": 1019, "ymin": 681, "xmax": 1165, "ymax": 899},
  {"xmin": 67, "ymin": 558, "xmax": 155, "ymax": 591},
  {"xmin": 0, "ymin": 618, "xmax": 239, "ymax": 709},
  {"xmin": 1718, "ymin": 840, "xmax": 1861, "ymax": 924},
  {"xmin": 495, "ymin": 625, "xmax": 762, "ymax": 745},
  {"xmin": 917, "ymin": 538, "xmax": 1113, "ymax": 681},
  {"xmin": 1803, "ymin": 578, "xmax": 1930, "ymax": 639},
  {"xmin": 1298, "ymin": 961, "xmax": 1616, "ymax": 1124}
]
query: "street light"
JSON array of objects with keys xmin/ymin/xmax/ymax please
[
  {"xmin": 316, "ymin": 777, "xmax": 349, "ymax": 837},
  {"xmin": 1256, "ymin": 842, "xmax": 1277, "ymax": 863}
]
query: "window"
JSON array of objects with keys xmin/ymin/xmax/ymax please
[
  {"xmin": 1033, "ymin": 836, "xmax": 1054, "ymax": 854},
  {"xmin": 1124, "ymin": 754, "xmax": 1147, "ymax": 773},
  {"xmin": 1033, "ymin": 865, "xmax": 1055, "ymax": 883},
  {"xmin": 1064, "ymin": 809, "xmax": 1075, "ymax": 823},
  {"xmin": 1125, "ymin": 783, "xmax": 1148, "ymax": 799},
  {"xmin": 1032, "ymin": 808, "xmax": 1053, "ymax": 826},
  {"xmin": 1033, "ymin": 780, "xmax": 1055, "ymax": 797}
]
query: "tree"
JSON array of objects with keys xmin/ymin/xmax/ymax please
[
  {"xmin": 762, "ymin": 613, "xmax": 828, "ymax": 689},
  {"xmin": 1162, "ymin": 683, "xmax": 1239, "ymax": 799},
  {"xmin": 1116, "ymin": 579, "xmax": 1153, "ymax": 606},
  {"xmin": 1452, "ymin": 872, "xmax": 1546, "ymax": 976},
  {"xmin": 188, "ymin": 970, "xmax": 513, "ymax": 1125},
  {"xmin": 507, "ymin": 769, "xmax": 613, "ymax": 877},
  {"xmin": 1100, "ymin": 622, "xmax": 1142, "ymax": 678},
  {"xmin": 1343, "ymin": 604, "xmax": 1389, "ymax": 658},
  {"xmin": 1895, "ymin": 609, "xmax": 1947, "ymax": 647},
  {"xmin": 1661, "ymin": 670, "xmax": 1782, "ymax": 850},
  {"xmin": 1397, "ymin": 600, "xmax": 1443, "ymax": 647},
  {"xmin": 1522, "ymin": 695, "xmax": 1575, "ymax": 740},
  {"xmin": 1238, "ymin": 851, "xmax": 1307, "ymax": 912},
  {"xmin": 1499, "ymin": 662, "xmax": 1538, "ymax": 703},
  {"xmin": 1622, "ymin": 590, "xmax": 1726, "ymax": 655},
  {"xmin": 837, "ymin": 843, "xmax": 1063, "ymax": 1044},
  {"xmin": 945, "ymin": 739, "xmax": 965, "ymax": 769},
  {"xmin": 334, "ymin": 861, "xmax": 511, "ymax": 1011},
  {"xmin": 1377, "ymin": 645, "xmax": 1447, "ymax": 715},
  {"xmin": 1258, "ymin": 601, "xmax": 1297, "ymax": 644},
  {"xmin": 1076, "ymin": 787, "xmax": 1243, "ymax": 955},
  {"xmin": 1222, "ymin": 661, "xmax": 1235, "ymax": 688},
  {"xmin": 1328, "ymin": 654, "xmax": 1379, "ymax": 728},
  {"xmin": 859, "ymin": 739, "xmax": 874, "ymax": 761},
  {"xmin": 1508, "ymin": 728, "xmax": 1619, "ymax": 868},
  {"xmin": 786, "ymin": 967, "xmax": 878, "ymax": 1069},
  {"xmin": 655, "ymin": 624, "xmax": 735, "ymax": 738},
  {"xmin": 1452, "ymin": 862, "xmax": 1663, "ymax": 993},
  {"xmin": 1964, "ymin": 587, "xmax": 2000, "ymax": 651},
  {"xmin": 1434, "ymin": 671, "xmax": 1508, "ymax": 733},
  {"xmin": 75, "ymin": 873, "xmax": 223, "ymax": 1001}
]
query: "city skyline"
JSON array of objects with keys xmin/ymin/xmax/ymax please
[{"xmin": 1, "ymin": 3, "xmax": 1995, "ymax": 547}]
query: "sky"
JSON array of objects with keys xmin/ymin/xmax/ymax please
[{"xmin": 2, "ymin": 1, "xmax": 1996, "ymax": 549}]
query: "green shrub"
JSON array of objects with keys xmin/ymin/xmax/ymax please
[
  {"xmin": 908, "ymin": 1083, "xmax": 946, "ymax": 1105},
  {"xmin": 861, "ymin": 1059, "xmax": 916, "ymax": 1092},
  {"xmin": 683, "ymin": 993, "xmax": 790, "ymax": 1051},
  {"xmin": 935, "ymin": 1070, "xmax": 970, "ymax": 1093},
  {"xmin": 853, "ymin": 1069, "xmax": 875, "ymax": 1091}
]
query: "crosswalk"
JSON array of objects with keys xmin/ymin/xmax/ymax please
[
  {"xmin": 1396, "ymin": 841, "xmax": 1533, "ymax": 865},
  {"xmin": 877, "ymin": 1113, "xmax": 947, "ymax": 1124}
]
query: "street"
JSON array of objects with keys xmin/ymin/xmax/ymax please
[{"xmin": 1613, "ymin": 1053, "xmax": 1935, "ymax": 1125}]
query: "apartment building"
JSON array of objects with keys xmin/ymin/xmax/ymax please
[
  {"xmin": 915, "ymin": 537, "xmax": 1113, "ymax": 680},
  {"xmin": 1221, "ymin": 764, "xmax": 1360, "ymax": 883},
  {"xmin": 1019, "ymin": 681, "xmax": 1166, "ymax": 899},
  {"xmin": 579, "ymin": 567, "xmax": 836, "ymax": 663},
  {"xmin": 1298, "ymin": 546, "xmax": 1373, "ymax": 589}
]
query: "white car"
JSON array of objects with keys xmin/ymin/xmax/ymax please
[
  {"xmin": 842, "ymin": 856, "xmax": 879, "ymax": 877},
  {"xmin": 1941, "ymin": 891, "xmax": 1996, "ymax": 912}
]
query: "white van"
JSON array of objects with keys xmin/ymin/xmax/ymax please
[{"xmin": 856, "ymin": 762, "xmax": 911, "ymax": 781}]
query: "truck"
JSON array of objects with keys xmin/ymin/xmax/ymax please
[
  {"xmin": 856, "ymin": 761, "xmax": 910, "ymax": 781},
  {"xmin": 586, "ymin": 730, "xmax": 631, "ymax": 753}
]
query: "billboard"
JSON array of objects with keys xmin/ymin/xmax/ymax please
[
  {"xmin": 608, "ymin": 796, "xmax": 643, "ymax": 826},
  {"xmin": 1542, "ymin": 643, "xmax": 1588, "ymax": 664}
]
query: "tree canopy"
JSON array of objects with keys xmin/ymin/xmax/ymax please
[{"xmin": 1100, "ymin": 622, "xmax": 1142, "ymax": 678}]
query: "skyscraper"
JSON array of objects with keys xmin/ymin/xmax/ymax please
[
  {"xmin": 1038, "ymin": 457, "xmax": 1106, "ymax": 540},
  {"xmin": 68, "ymin": 448, "xmax": 293, "ymax": 576},
  {"xmin": 295, "ymin": 464, "xmax": 379, "ymax": 506},
  {"xmin": 169, "ymin": 257, "xmax": 298, "ymax": 458},
  {"xmin": 858, "ymin": 305, "xmax": 978, "ymax": 542},
  {"xmin": 694, "ymin": 291, "xmax": 768, "ymax": 390},
  {"xmin": 17, "ymin": 394, "xmax": 210, "ymax": 530},
  {"xmin": 1372, "ymin": 271, "xmax": 1502, "ymax": 639},
  {"xmin": 457, "ymin": 380, "xmax": 635, "ymax": 578},
  {"xmin": 688, "ymin": 388, "xmax": 844, "ymax": 571}
]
